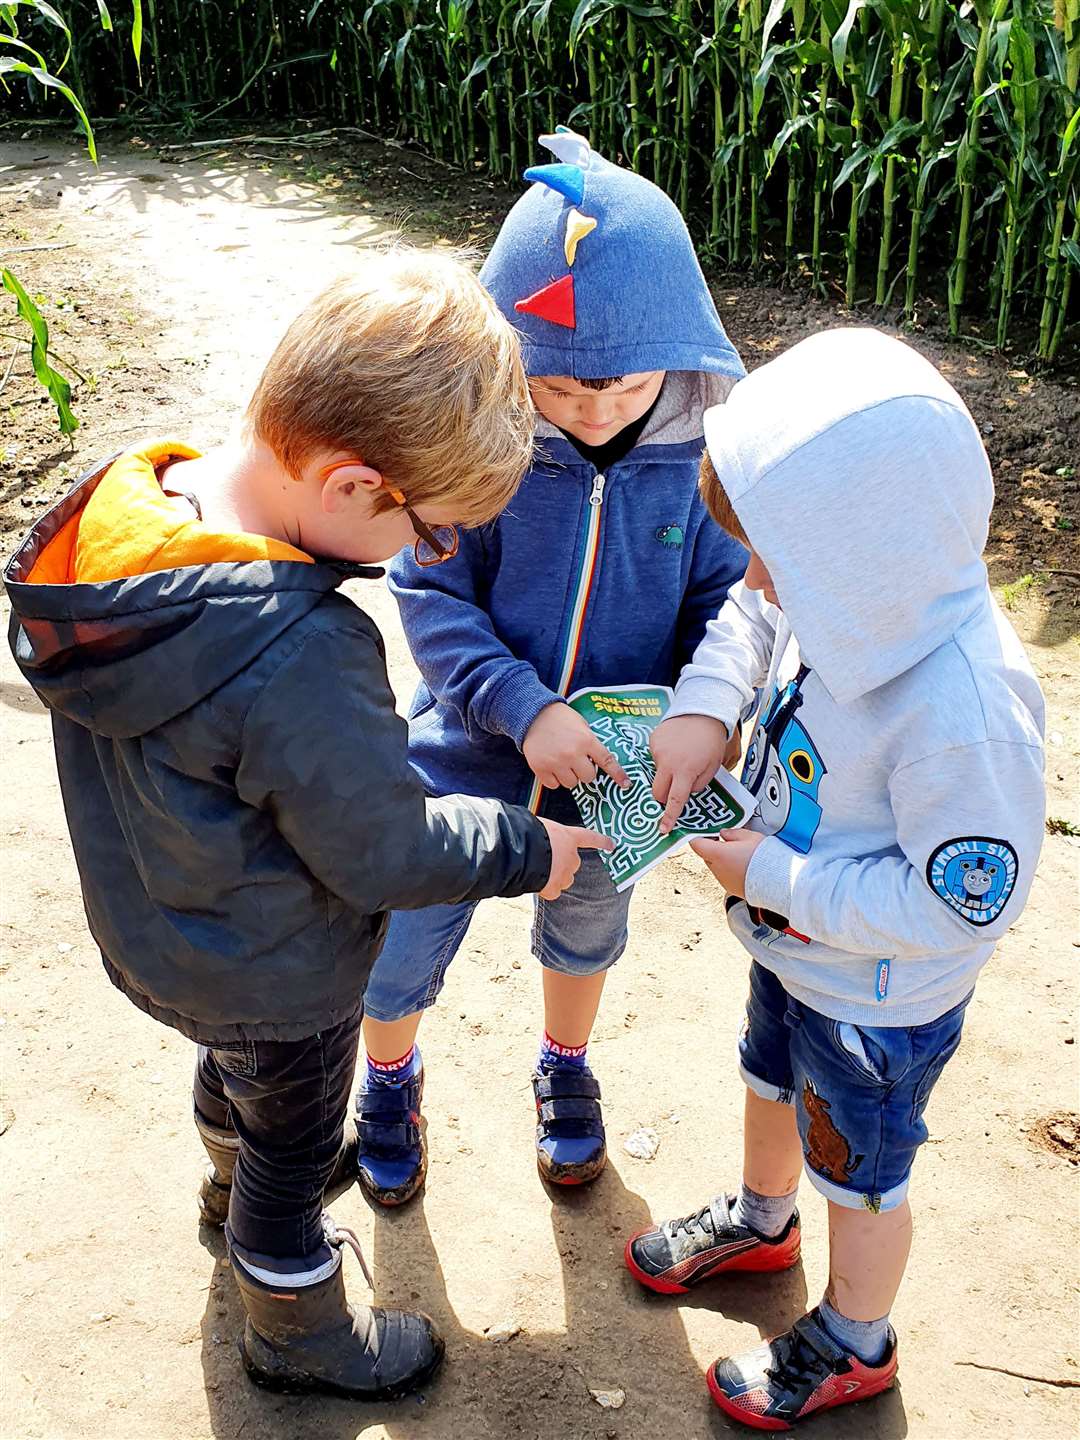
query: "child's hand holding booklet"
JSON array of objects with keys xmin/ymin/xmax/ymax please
[{"xmin": 567, "ymin": 685, "xmax": 755, "ymax": 892}]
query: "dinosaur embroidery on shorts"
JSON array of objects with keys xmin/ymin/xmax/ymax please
[{"xmin": 803, "ymin": 1079, "xmax": 864, "ymax": 1183}]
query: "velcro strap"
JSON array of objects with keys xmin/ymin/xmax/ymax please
[
  {"xmin": 356, "ymin": 1118, "xmax": 420, "ymax": 1149},
  {"xmin": 709, "ymin": 1193, "xmax": 734, "ymax": 1235},
  {"xmin": 538, "ymin": 1097, "xmax": 602, "ymax": 1124},
  {"xmin": 357, "ymin": 1083, "xmax": 420, "ymax": 1120},
  {"xmin": 533, "ymin": 1071, "xmax": 601, "ymax": 1103},
  {"xmin": 794, "ymin": 1314, "xmax": 846, "ymax": 1365}
]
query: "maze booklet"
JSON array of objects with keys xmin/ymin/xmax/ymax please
[{"xmin": 567, "ymin": 684, "xmax": 755, "ymax": 893}]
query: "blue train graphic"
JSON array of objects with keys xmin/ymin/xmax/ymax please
[{"xmin": 741, "ymin": 667, "xmax": 826, "ymax": 856}]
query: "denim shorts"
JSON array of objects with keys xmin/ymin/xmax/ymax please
[
  {"xmin": 362, "ymin": 849, "xmax": 633, "ymax": 1022},
  {"xmin": 739, "ymin": 962, "xmax": 969, "ymax": 1214}
]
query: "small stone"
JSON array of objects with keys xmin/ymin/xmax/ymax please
[
  {"xmin": 483, "ymin": 1322, "xmax": 521, "ymax": 1344},
  {"xmin": 624, "ymin": 1128, "xmax": 660, "ymax": 1161},
  {"xmin": 590, "ymin": 1388, "xmax": 625, "ymax": 1409},
  {"xmin": 1048, "ymin": 731, "xmax": 1063, "ymax": 746},
  {"xmin": 57, "ymin": 942, "xmax": 73, "ymax": 953},
  {"xmin": 1066, "ymin": 1037, "xmax": 1074, "ymax": 1045},
  {"xmin": 89, "ymin": 1312, "xmax": 114, "ymax": 1324}
]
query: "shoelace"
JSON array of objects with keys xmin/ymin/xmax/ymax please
[
  {"xmin": 666, "ymin": 1203, "xmax": 715, "ymax": 1241},
  {"xmin": 766, "ymin": 1327, "xmax": 830, "ymax": 1388},
  {"xmin": 323, "ymin": 1213, "xmax": 374, "ymax": 1290}
]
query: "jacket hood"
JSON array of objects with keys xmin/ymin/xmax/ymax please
[
  {"xmin": 480, "ymin": 127, "xmax": 745, "ymax": 384},
  {"xmin": 704, "ymin": 328, "xmax": 994, "ymax": 705},
  {"xmin": 5, "ymin": 444, "xmax": 379, "ymax": 739}
]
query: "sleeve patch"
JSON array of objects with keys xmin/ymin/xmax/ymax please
[{"xmin": 926, "ymin": 837, "xmax": 1018, "ymax": 926}]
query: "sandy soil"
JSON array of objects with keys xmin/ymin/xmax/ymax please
[{"xmin": 1, "ymin": 132, "xmax": 1078, "ymax": 1440}]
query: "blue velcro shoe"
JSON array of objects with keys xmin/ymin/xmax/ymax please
[
  {"xmin": 532, "ymin": 1064, "xmax": 607, "ymax": 1185},
  {"xmin": 355, "ymin": 1055, "xmax": 426, "ymax": 1208}
]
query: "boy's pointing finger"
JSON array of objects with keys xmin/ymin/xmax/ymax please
[
  {"xmin": 591, "ymin": 743, "xmax": 630, "ymax": 788},
  {"xmin": 659, "ymin": 777, "xmax": 692, "ymax": 835}
]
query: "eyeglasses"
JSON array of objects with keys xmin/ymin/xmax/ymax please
[
  {"xmin": 319, "ymin": 461, "xmax": 459, "ymax": 567},
  {"xmin": 383, "ymin": 482, "xmax": 459, "ymax": 568}
]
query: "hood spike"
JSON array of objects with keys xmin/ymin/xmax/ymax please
[
  {"xmin": 539, "ymin": 127, "xmax": 592, "ymax": 169},
  {"xmin": 522, "ymin": 163, "xmax": 585, "ymax": 208},
  {"xmin": 514, "ymin": 274, "xmax": 576, "ymax": 330},
  {"xmin": 564, "ymin": 209, "xmax": 597, "ymax": 267}
]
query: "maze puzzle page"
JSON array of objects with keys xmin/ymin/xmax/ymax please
[{"xmin": 568, "ymin": 685, "xmax": 753, "ymax": 892}]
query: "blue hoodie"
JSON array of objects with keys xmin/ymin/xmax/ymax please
[{"xmin": 388, "ymin": 130, "xmax": 748, "ymax": 821}]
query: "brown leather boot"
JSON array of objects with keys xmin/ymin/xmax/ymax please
[{"xmin": 194, "ymin": 1112, "xmax": 357, "ymax": 1226}]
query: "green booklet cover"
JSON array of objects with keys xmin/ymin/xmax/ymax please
[{"xmin": 568, "ymin": 684, "xmax": 755, "ymax": 893}]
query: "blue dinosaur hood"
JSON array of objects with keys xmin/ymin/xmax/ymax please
[{"xmin": 480, "ymin": 127, "xmax": 745, "ymax": 383}]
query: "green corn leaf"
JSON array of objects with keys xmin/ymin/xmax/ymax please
[
  {"xmin": 130, "ymin": 0, "xmax": 142, "ymax": 82},
  {"xmin": 0, "ymin": 58, "xmax": 96, "ymax": 160},
  {"xmin": 459, "ymin": 50, "xmax": 498, "ymax": 96},
  {"xmin": 1061, "ymin": 236, "xmax": 1080, "ymax": 271},
  {"xmin": 832, "ymin": 0, "xmax": 867, "ymax": 79},
  {"xmin": 761, "ymin": 0, "xmax": 788, "ymax": 55},
  {"xmin": 569, "ymin": 0, "xmax": 613, "ymax": 55},
  {"xmin": 766, "ymin": 110, "xmax": 815, "ymax": 173},
  {"xmin": 1007, "ymin": 13, "xmax": 1039, "ymax": 135},
  {"xmin": 0, "ymin": 32, "xmax": 48, "ymax": 68},
  {"xmin": 1059, "ymin": 105, "xmax": 1080, "ymax": 170},
  {"xmin": 876, "ymin": 114, "xmax": 922, "ymax": 153},
  {"xmin": 2, "ymin": 267, "xmax": 78, "ymax": 435},
  {"xmin": 530, "ymin": 0, "xmax": 554, "ymax": 44},
  {"xmin": 794, "ymin": 36, "xmax": 830, "ymax": 63},
  {"xmin": 752, "ymin": 41, "xmax": 791, "ymax": 124},
  {"xmin": 95, "ymin": 0, "xmax": 112, "ymax": 30},
  {"xmin": 832, "ymin": 139, "xmax": 870, "ymax": 190},
  {"xmin": 12, "ymin": 0, "xmax": 69, "ymax": 69},
  {"xmin": 394, "ymin": 27, "xmax": 412, "ymax": 88}
]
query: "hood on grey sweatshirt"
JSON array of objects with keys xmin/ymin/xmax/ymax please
[{"xmin": 670, "ymin": 328, "xmax": 1046, "ymax": 1026}]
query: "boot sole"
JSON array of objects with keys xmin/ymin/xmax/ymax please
[
  {"xmin": 241, "ymin": 1331, "xmax": 445, "ymax": 1403},
  {"xmin": 624, "ymin": 1227, "xmax": 801, "ymax": 1294}
]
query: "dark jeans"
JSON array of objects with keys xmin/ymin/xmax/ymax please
[{"xmin": 193, "ymin": 1007, "xmax": 363, "ymax": 1258}]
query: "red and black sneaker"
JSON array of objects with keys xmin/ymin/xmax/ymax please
[
  {"xmin": 625, "ymin": 1193, "xmax": 800, "ymax": 1294},
  {"xmin": 707, "ymin": 1307, "xmax": 898, "ymax": 1431}
]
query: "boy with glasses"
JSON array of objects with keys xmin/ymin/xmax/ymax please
[{"xmin": 5, "ymin": 249, "xmax": 609, "ymax": 1403}]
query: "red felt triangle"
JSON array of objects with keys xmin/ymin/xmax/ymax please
[{"xmin": 514, "ymin": 274, "xmax": 575, "ymax": 329}]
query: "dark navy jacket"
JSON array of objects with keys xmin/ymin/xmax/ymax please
[{"xmin": 5, "ymin": 452, "xmax": 551, "ymax": 1044}]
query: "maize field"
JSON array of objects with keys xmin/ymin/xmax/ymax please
[{"xmin": 5, "ymin": 0, "xmax": 1079, "ymax": 359}]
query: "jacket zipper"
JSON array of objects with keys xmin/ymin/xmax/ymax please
[{"xmin": 527, "ymin": 472, "xmax": 607, "ymax": 814}]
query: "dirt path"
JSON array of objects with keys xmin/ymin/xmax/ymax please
[{"xmin": 2, "ymin": 135, "xmax": 1078, "ymax": 1440}]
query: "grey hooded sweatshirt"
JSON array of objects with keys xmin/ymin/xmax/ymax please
[{"xmin": 668, "ymin": 329, "xmax": 1046, "ymax": 1026}]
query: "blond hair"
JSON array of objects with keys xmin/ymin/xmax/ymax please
[
  {"xmin": 247, "ymin": 248, "xmax": 535, "ymax": 527},
  {"xmin": 699, "ymin": 449, "xmax": 750, "ymax": 547}
]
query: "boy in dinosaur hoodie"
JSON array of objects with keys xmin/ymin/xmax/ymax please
[
  {"xmin": 626, "ymin": 327, "xmax": 1046, "ymax": 1428},
  {"xmin": 355, "ymin": 129, "xmax": 748, "ymax": 1202}
]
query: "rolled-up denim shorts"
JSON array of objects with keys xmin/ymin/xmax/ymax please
[
  {"xmin": 362, "ymin": 849, "xmax": 633, "ymax": 1022},
  {"xmin": 739, "ymin": 961, "xmax": 969, "ymax": 1214}
]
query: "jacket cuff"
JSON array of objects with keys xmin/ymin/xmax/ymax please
[
  {"xmin": 479, "ymin": 666, "xmax": 561, "ymax": 747},
  {"xmin": 744, "ymin": 836, "xmax": 800, "ymax": 914},
  {"xmin": 666, "ymin": 676, "xmax": 742, "ymax": 733}
]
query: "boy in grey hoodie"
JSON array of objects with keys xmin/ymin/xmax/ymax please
[{"xmin": 624, "ymin": 328, "xmax": 1046, "ymax": 1429}]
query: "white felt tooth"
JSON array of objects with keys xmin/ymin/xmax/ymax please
[{"xmin": 539, "ymin": 129, "xmax": 592, "ymax": 169}]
